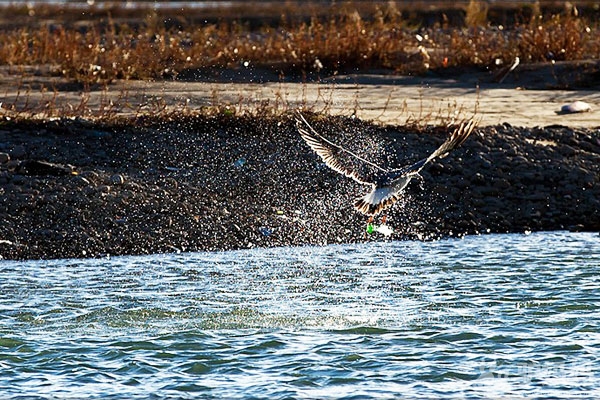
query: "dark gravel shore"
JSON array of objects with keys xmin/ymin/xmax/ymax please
[{"xmin": 0, "ymin": 113, "xmax": 599, "ymax": 260}]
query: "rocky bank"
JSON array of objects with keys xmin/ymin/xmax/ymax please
[{"xmin": 0, "ymin": 114, "xmax": 599, "ymax": 260}]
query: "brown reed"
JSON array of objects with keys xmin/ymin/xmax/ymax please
[{"xmin": 0, "ymin": 2, "xmax": 598, "ymax": 85}]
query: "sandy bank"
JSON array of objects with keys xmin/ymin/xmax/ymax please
[{"xmin": 2, "ymin": 63, "xmax": 599, "ymax": 129}]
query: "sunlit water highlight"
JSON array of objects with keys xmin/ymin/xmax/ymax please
[{"xmin": 1, "ymin": 232, "xmax": 599, "ymax": 399}]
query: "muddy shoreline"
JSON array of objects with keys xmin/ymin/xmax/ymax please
[{"xmin": 1, "ymin": 113, "xmax": 599, "ymax": 260}]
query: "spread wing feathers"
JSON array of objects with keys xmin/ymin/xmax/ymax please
[
  {"xmin": 425, "ymin": 118, "xmax": 477, "ymax": 163},
  {"xmin": 297, "ymin": 113, "xmax": 477, "ymax": 216},
  {"xmin": 353, "ymin": 118, "xmax": 477, "ymax": 216},
  {"xmin": 296, "ymin": 113, "xmax": 386, "ymax": 185},
  {"xmin": 390, "ymin": 118, "xmax": 477, "ymax": 179}
]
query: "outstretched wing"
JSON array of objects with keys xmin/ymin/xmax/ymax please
[
  {"xmin": 356, "ymin": 118, "xmax": 477, "ymax": 215},
  {"xmin": 388, "ymin": 117, "xmax": 478, "ymax": 180},
  {"xmin": 426, "ymin": 118, "xmax": 477, "ymax": 162},
  {"xmin": 296, "ymin": 113, "xmax": 386, "ymax": 185}
]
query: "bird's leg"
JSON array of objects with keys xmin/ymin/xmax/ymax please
[{"xmin": 365, "ymin": 216, "xmax": 375, "ymax": 237}]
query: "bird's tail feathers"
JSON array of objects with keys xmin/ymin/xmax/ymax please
[{"xmin": 353, "ymin": 187, "xmax": 400, "ymax": 216}]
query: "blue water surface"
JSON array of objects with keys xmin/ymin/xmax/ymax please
[{"xmin": 1, "ymin": 231, "xmax": 599, "ymax": 399}]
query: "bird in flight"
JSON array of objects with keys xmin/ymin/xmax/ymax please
[{"xmin": 296, "ymin": 113, "xmax": 477, "ymax": 216}]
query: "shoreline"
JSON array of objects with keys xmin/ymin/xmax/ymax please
[
  {"xmin": 1, "ymin": 113, "xmax": 599, "ymax": 260},
  {"xmin": 2, "ymin": 61, "xmax": 599, "ymax": 129}
]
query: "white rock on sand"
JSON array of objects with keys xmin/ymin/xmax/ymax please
[{"xmin": 559, "ymin": 101, "xmax": 592, "ymax": 114}]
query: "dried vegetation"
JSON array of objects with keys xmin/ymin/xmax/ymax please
[{"xmin": 0, "ymin": 1, "xmax": 598, "ymax": 86}]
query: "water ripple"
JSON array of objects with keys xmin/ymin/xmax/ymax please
[{"xmin": 0, "ymin": 232, "xmax": 599, "ymax": 398}]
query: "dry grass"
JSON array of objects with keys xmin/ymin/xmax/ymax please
[
  {"xmin": 448, "ymin": 13, "xmax": 599, "ymax": 69},
  {"xmin": 0, "ymin": 2, "xmax": 598, "ymax": 85}
]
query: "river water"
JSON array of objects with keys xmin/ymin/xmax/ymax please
[{"xmin": 1, "ymin": 231, "xmax": 599, "ymax": 399}]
